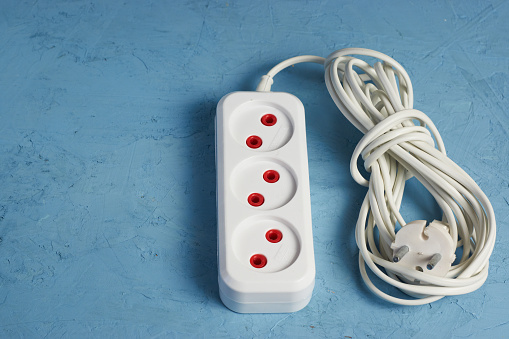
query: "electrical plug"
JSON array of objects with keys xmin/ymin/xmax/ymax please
[{"xmin": 391, "ymin": 220, "xmax": 456, "ymax": 280}]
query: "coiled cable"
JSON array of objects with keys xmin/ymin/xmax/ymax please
[{"xmin": 256, "ymin": 48, "xmax": 496, "ymax": 305}]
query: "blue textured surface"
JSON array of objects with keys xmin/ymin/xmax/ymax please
[{"xmin": 1, "ymin": 0, "xmax": 508, "ymax": 337}]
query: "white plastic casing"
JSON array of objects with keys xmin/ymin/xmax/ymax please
[{"xmin": 216, "ymin": 91, "xmax": 315, "ymax": 313}]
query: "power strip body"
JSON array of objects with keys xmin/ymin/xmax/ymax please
[{"xmin": 216, "ymin": 91, "xmax": 315, "ymax": 313}]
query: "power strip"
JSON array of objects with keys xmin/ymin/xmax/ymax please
[
  {"xmin": 216, "ymin": 91, "xmax": 315, "ymax": 313},
  {"xmin": 216, "ymin": 47, "xmax": 496, "ymax": 310}
]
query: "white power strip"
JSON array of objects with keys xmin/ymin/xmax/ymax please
[
  {"xmin": 216, "ymin": 91, "xmax": 315, "ymax": 313},
  {"xmin": 216, "ymin": 48, "xmax": 496, "ymax": 310}
]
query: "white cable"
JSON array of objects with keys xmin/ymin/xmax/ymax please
[
  {"xmin": 256, "ymin": 55, "xmax": 325, "ymax": 91},
  {"xmin": 256, "ymin": 48, "xmax": 496, "ymax": 305}
]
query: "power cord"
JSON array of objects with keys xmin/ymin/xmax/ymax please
[{"xmin": 256, "ymin": 48, "xmax": 496, "ymax": 305}]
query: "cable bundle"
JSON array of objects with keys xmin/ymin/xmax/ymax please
[{"xmin": 257, "ymin": 48, "xmax": 496, "ymax": 305}]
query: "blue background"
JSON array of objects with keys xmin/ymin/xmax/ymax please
[{"xmin": 1, "ymin": 0, "xmax": 508, "ymax": 337}]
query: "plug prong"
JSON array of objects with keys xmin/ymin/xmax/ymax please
[
  {"xmin": 427, "ymin": 253, "xmax": 442, "ymax": 270},
  {"xmin": 392, "ymin": 245, "xmax": 409, "ymax": 263}
]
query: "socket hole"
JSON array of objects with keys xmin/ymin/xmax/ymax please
[
  {"xmin": 247, "ymin": 193, "xmax": 264, "ymax": 207},
  {"xmin": 266, "ymin": 229, "xmax": 283, "ymax": 243},
  {"xmin": 250, "ymin": 254, "xmax": 267, "ymax": 268},
  {"xmin": 246, "ymin": 135, "xmax": 262, "ymax": 149},
  {"xmin": 263, "ymin": 170, "xmax": 280, "ymax": 183},
  {"xmin": 261, "ymin": 114, "xmax": 277, "ymax": 126},
  {"xmin": 415, "ymin": 266, "xmax": 423, "ymax": 272}
]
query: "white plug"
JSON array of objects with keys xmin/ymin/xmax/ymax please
[
  {"xmin": 216, "ymin": 91, "xmax": 315, "ymax": 313},
  {"xmin": 391, "ymin": 220, "xmax": 456, "ymax": 280}
]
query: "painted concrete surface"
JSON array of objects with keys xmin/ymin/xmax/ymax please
[{"xmin": 0, "ymin": 0, "xmax": 508, "ymax": 337}]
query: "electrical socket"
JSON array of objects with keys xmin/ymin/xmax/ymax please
[
  {"xmin": 216, "ymin": 91, "xmax": 315, "ymax": 313},
  {"xmin": 230, "ymin": 158, "xmax": 297, "ymax": 210}
]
